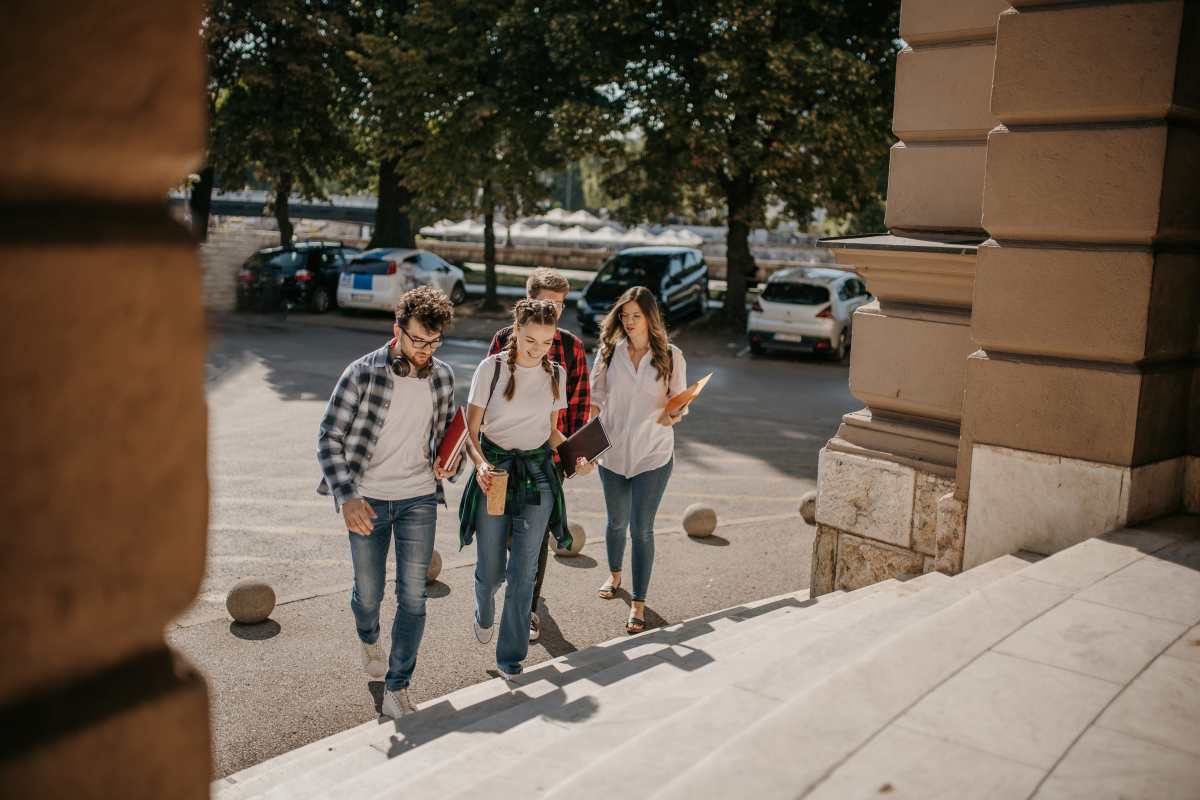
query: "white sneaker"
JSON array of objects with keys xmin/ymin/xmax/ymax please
[
  {"xmin": 528, "ymin": 612, "xmax": 541, "ymax": 643},
  {"xmin": 381, "ymin": 688, "xmax": 415, "ymax": 719},
  {"xmin": 361, "ymin": 640, "xmax": 387, "ymax": 679},
  {"xmin": 473, "ymin": 618, "xmax": 493, "ymax": 644},
  {"xmin": 498, "ymin": 669, "xmax": 520, "ymax": 682}
]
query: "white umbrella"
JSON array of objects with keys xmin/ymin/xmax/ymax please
[
  {"xmin": 542, "ymin": 208, "xmax": 568, "ymax": 223},
  {"xmin": 620, "ymin": 228, "xmax": 653, "ymax": 245},
  {"xmin": 559, "ymin": 225, "xmax": 590, "ymax": 242},
  {"xmin": 564, "ymin": 209, "xmax": 602, "ymax": 227}
]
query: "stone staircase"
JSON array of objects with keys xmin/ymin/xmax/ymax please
[{"xmin": 212, "ymin": 515, "xmax": 1200, "ymax": 799}]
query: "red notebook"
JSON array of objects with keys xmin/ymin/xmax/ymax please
[{"xmin": 436, "ymin": 408, "xmax": 468, "ymax": 469}]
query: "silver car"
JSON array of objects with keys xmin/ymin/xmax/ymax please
[{"xmin": 746, "ymin": 268, "xmax": 871, "ymax": 361}]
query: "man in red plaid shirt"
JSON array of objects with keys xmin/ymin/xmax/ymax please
[{"xmin": 487, "ymin": 267, "xmax": 590, "ymax": 643}]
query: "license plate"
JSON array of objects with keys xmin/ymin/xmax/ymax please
[
  {"xmin": 351, "ymin": 293, "xmax": 372, "ymax": 301},
  {"xmin": 353, "ymin": 274, "xmax": 373, "ymax": 291},
  {"xmin": 775, "ymin": 333, "xmax": 804, "ymax": 343}
]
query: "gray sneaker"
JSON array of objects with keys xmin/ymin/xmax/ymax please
[
  {"xmin": 361, "ymin": 640, "xmax": 387, "ymax": 679},
  {"xmin": 381, "ymin": 688, "xmax": 415, "ymax": 719},
  {"xmin": 473, "ymin": 618, "xmax": 493, "ymax": 644},
  {"xmin": 528, "ymin": 612, "xmax": 541, "ymax": 643}
]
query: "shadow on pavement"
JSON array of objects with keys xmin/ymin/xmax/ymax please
[
  {"xmin": 691, "ymin": 534, "xmax": 730, "ymax": 547},
  {"xmin": 229, "ymin": 620, "xmax": 282, "ymax": 640},
  {"xmin": 535, "ymin": 601, "xmax": 577, "ymax": 659},
  {"xmin": 553, "ymin": 553, "xmax": 598, "ymax": 569}
]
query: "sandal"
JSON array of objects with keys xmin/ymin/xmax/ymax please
[
  {"xmin": 626, "ymin": 614, "xmax": 646, "ymax": 635},
  {"xmin": 598, "ymin": 576, "xmax": 621, "ymax": 599}
]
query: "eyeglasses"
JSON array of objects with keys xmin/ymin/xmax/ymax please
[{"xmin": 399, "ymin": 327, "xmax": 443, "ymax": 351}]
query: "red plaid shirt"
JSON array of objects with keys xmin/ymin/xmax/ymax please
[{"xmin": 487, "ymin": 325, "xmax": 591, "ymax": 439}]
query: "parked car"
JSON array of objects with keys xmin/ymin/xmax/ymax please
[
  {"xmin": 235, "ymin": 240, "xmax": 361, "ymax": 313},
  {"xmin": 576, "ymin": 247, "xmax": 708, "ymax": 336},
  {"xmin": 746, "ymin": 268, "xmax": 871, "ymax": 360},
  {"xmin": 337, "ymin": 248, "xmax": 467, "ymax": 312}
]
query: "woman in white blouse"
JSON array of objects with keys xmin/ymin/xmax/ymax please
[{"xmin": 588, "ymin": 286, "xmax": 686, "ymax": 634}]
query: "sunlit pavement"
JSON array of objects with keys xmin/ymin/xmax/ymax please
[{"xmin": 170, "ymin": 314, "xmax": 857, "ymax": 777}]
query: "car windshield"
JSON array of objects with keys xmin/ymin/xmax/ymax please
[
  {"xmin": 761, "ymin": 282, "xmax": 830, "ymax": 305},
  {"xmin": 247, "ymin": 250, "xmax": 307, "ymax": 272},
  {"xmin": 594, "ymin": 254, "xmax": 676, "ymax": 285}
]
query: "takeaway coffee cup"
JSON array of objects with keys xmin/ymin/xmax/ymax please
[{"xmin": 486, "ymin": 469, "xmax": 508, "ymax": 516}]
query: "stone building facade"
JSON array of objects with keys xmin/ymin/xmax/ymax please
[{"xmin": 812, "ymin": 0, "xmax": 1200, "ymax": 594}]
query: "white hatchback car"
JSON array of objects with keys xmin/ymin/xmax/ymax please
[
  {"xmin": 746, "ymin": 267, "xmax": 871, "ymax": 361},
  {"xmin": 337, "ymin": 248, "xmax": 467, "ymax": 312}
]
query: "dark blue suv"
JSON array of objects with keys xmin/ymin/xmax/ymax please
[{"xmin": 576, "ymin": 247, "xmax": 709, "ymax": 336}]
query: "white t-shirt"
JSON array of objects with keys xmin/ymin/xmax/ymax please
[
  {"xmin": 357, "ymin": 374, "xmax": 435, "ymax": 501},
  {"xmin": 590, "ymin": 340, "xmax": 687, "ymax": 478},
  {"xmin": 468, "ymin": 355, "xmax": 567, "ymax": 451}
]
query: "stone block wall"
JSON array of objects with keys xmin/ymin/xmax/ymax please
[
  {"xmin": 0, "ymin": 3, "xmax": 212, "ymax": 797},
  {"xmin": 199, "ymin": 227, "xmax": 281, "ymax": 311},
  {"xmin": 960, "ymin": 0, "xmax": 1200, "ymax": 566},
  {"xmin": 812, "ymin": 0, "xmax": 1003, "ymax": 592}
]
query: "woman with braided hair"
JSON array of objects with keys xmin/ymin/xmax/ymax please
[{"xmin": 460, "ymin": 298, "xmax": 595, "ymax": 679}]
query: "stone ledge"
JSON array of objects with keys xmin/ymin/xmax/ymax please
[
  {"xmin": 834, "ymin": 533, "xmax": 928, "ymax": 592},
  {"xmin": 886, "ymin": 141, "xmax": 989, "ymax": 234}
]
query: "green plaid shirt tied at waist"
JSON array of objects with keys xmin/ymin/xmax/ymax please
[{"xmin": 457, "ymin": 435, "xmax": 572, "ymax": 552}]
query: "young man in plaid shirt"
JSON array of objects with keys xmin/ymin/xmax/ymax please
[
  {"xmin": 487, "ymin": 268, "xmax": 591, "ymax": 642},
  {"xmin": 317, "ymin": 286, "xmax": 461, "ymax": 720}
]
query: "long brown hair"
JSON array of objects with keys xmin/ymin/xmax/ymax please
[
  {"xmin": 598, "ymin": 286, "xmax": 673, "ymax": 387},
  {"xmin": 503, "ymin": 298, "xmax": 562, "ymax": 401}
]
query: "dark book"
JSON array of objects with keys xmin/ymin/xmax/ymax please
[{"xmin": 557, "ymin": 415, "xmax": 611, "ymax": 478}]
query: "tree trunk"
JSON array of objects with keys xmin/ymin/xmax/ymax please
[
  {"xmin": 188, "ymin": 165, "xmax": 214, "ymax": 242},
  {"xmin": 481, "ymin": 180, "xmax": 500, "ymax": 311},
  {"xmin": 274, "ymin": 173, "xmax": 294, "ymax": 245},
  {"xmin": 722, "ymin": 171, "xmax": 758, "ymax": 326},
  {"xmin": 369, "ymin": 157, "xmax": 416, "ymax": 249}
]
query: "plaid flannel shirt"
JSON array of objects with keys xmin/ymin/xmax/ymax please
[
  {"xmin": 487, "ymin": 326, "xmax": 591, "ymax": 439},
  {"xmin": 317, "ymin": 344, "xmax": 456, "ymax": 509}
]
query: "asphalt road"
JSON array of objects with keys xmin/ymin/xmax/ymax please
[{"xmin": 170, "ymin": 311, "xmax": 859, "ymax": 777}]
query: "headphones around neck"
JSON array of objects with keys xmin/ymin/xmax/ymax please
[{"xmin": 390, "ymin": 353, "xmax": 433, "ymax": 380}]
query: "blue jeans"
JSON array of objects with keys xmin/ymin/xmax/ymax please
[
  {"xmin": 599, "ymin": 459, "xmax": 673, "ymax": 602},
  {"xmin": 348, "ymin": 494, "xmax": 437, "ymax": 691},
  {"xmin": 474, "ymin": 467, "xmax": 554, "ymax": 675}
]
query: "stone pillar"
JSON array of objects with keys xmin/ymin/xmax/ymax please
[
  {"xmin": 0, "ymin": 4, "xmax": 212, "ymax": 798},
  {"xmin": 811, "ymin": 0, "xmax": 1009, "ymax": 594},
  {"xmin": 960, "ymin": 0, "xmax": 1200, "ymax": 567}
]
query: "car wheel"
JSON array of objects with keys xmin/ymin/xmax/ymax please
[
  {"xmin": 830, "ymin": 330, "xmax": 849, "ymax": 362},
  {"xmin": 310, "ymin": 287, "xmax": 332, "ymax": 314},
  {"xmin": 450, "ymin": 281, "xmax": 467, "ymax": 305},
  {"xmin": 749, "ymin": 338, "xmax": 766, "ymax": 356}
]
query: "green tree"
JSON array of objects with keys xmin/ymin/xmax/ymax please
[
  {"xmin": 607, "ymin": 1, "xmax": 899, "ymax": 323},
  {"xmin": 357, "ymin": 0, "xmax": 622, "ymax": 308},
  {"xmin": 205, "ymin": 0, "xmax": 359, "ymax": 245}
]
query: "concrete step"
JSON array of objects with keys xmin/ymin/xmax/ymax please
[
  {"xmin": 302, "ymin": 581, "xmax": 909, "ymax": 800},
  {"xmin": 649, "ymin": 530, "xmax": 1194, "ymax": 800},
  {"xmin": 345, "ymin": 575, "xmax": 954, "ymax": 799},
  {"xmin": 538, "ymin": 557, "xmax": 1030, "ymax": 800},
  {"xmin": 216, "ymin": 588, "xmax": 834, "ymax": 800}
]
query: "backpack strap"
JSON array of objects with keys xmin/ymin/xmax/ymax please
[{"xmin": 482, "ymin": 356, "xmax": 502, "ymax": 423}]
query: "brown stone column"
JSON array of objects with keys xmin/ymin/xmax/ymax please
[
  {"xmin": 960, "ymin": 0, "xmax": 1200, "ymax": 567},
  {"xmin": 0, "ymin": 4, "xmax": 212, "ymax": 797},
  {"xmin": 811, "ymin": 0, "xmax": 1010, "ymax": 594}
]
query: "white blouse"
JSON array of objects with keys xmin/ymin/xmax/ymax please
[{"xmin": 590, "ymin": 339, "xmax": 687, "ymax": 478}]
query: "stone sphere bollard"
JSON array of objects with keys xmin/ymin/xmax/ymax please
[
  {"xmin": 226, "ymin": 579, "xmax": 276, "ymax": 624},
  {"xmin": 683, "ymin": 504, "xmax": 718, "ymax": 538},
  {"xmin": 799, "ymin": 490, "xmax": 817, "ymax": 525},
  {"xmin": 427, "ymin": 549, "xmax": 443, "ymax": 584},
  {"xmin": 554, "ymin": 523, "xmax": 587, "ymax": 556}
]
